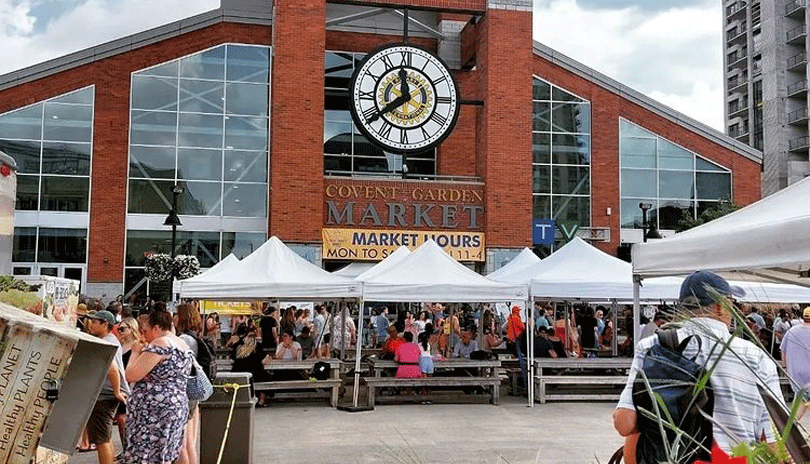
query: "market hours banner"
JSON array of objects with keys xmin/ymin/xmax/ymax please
[{"xmin": 322, "ymin": 228, "xmax": 485, "ymax": 261}]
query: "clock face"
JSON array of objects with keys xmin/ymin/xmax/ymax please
[{"xmin": 349, "ymin": 44, "xmax": 460, "ymax": 153}]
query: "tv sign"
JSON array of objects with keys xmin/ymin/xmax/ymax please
[{"xmin": 533, "ymin": 220, "xmax": 555, "ymax": 245}]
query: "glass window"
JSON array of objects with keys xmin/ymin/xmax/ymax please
[
  {"xmin": 551, "ymin": 102, "xmax": 590, "ymax": 134},
  {"xmin": 179, "ymin": 79, "xmax": 224, "ymax": 114},
  {"xmin": 0, "ymin": 106, "xmax": 42, "ymax": 140},
  {"xmin": 131, "ymin": 76, "xmax": 178, "ymax": 111},
  {"xmin": 180, "ymin": 46, "xmax": 225, "ymax": 80},
  {"xmin": 532, "ymin": 79, "xmax": 551, "ymax": 101},
  {"xmin": 532, "ymin": 195, "xmax": 551, "ymax": 219},
  {"xmin": 40, "ymin": 176, "xmax": 89, "ymax": 211},
  {"xmin": 12, "ymin": 227, "xmax": 37, "ymax": 262},
  {"xmin": 42, "ymin": 142, "xmax": 90, "ymax": 175},
  {"xmin": 224, "ymin": 116, "xmax": 267, "ymax": 150},
  {"xmin": 178, "ymin": 113, "xmax": 224, "ymax": 148},
  {"xmin": 223, "ymin": 183, "xmax": 266, "ymax": 217},
  {"xmin": 0, "ymin": 139, "xmax": 40, "ymax": 174},
  {"xmin": 37, "ymin": 228, "xmax": 86, "ymax": 263},
  {"xmin": 140, "ymin": 61, "xmax": 179, "ymax": 78},
  {"xmin": 51, "ymin": 88, "xmax": 93, "ymax": 105},
  {"xmin": 552, "ymin": 134, "xmax": 590, "ymax": 165},
  {"xmin": 222, "ymin": 232, "xmax": 266, "ymax": 258},
  {"xmin": 128, "ymin": 179, "xmax": 173, "ymax": 214},
  {"xmin": 181, "ymin": 181, "xmax": 222, "ymax": 216},
  {"xmin": 15, "ymin": 175, "xmax": 38, "ymax": 210},
  {"xmin": 552, "ymin": 87, "xmax": 585, "ymax": 102},
  {"xmin": 226, "ymin": 82, "xmax": 268, "ymax": 116},
  {"xmin": 533, "ymin": 133, "xmax": 550, "ymax": 164},
  {"xmin": 130, "ymin": 146, "xmax": 175, "ymax": 179},
  {"xmin": 226, "ymin": 45, "xmax": 270, "ymax": 83},
  {"xmin": 620, "ymin": 119, "xmax": 732, "ymax": 232},
  {"xmin": 532, "ymin": 165, "xmax": 550, "ymax": 192},
  {"xmin": 130, "ymin": 111, "xmax": 177, "ymax": 146},
  {"xmin": 621, "ymin": 169, "xmax": 656, "ymax": 197},
  {"xmin": 552, "ymin": 195, "xmax": 590, "ymax": 227},
  {"xmin": 659, "ymin": 171, "xmax": 694, "ymax": 199},
  {"xmin": 178, "ymin": 148, "xmax": 222, "ymax": 181},
  {"xmin": 224, "ymin": 150, "xmax": 266, "ymax": 182},
  {"xmin": 43, "ymin": 103, "xmax": 92, "ymax": 142},
  {"xmin": 552, "ymin": 166, "xmax": 589, "ymax": 195},
  {"xmin": 533, "ymin": 102, "xmax": 550, "ymax": 132},
  {"xmin": 696, "ymin": 172, "xmax": 732, "ymax": 200}
]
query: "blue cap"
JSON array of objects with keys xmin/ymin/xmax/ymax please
[{"xmin": 679, "ymin": 270, "xmax": 745, "ymax": 307}]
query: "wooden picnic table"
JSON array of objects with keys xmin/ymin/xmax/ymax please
[
  {"xmin": 533, "ymin": 357, "xmax": 632, "ymax": 404},
  {"xmin": 367, "ymin": 357, "xmax": 502, "ymax": 378},
  {"xmin": 256, "ymin": 358, "xmax": 344, "ymax": 407}
]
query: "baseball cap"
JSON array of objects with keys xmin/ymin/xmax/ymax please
[
  {"xmin": 679, "ymin": 270, "xmax": 745, "ymax": 307},
  {"xmin": 86, "ymin": 310, "xmax": 116, "ymax": 326},
  {"xmin": 803, "ymin": 307, "xmax": 810, "ymax": 319}
]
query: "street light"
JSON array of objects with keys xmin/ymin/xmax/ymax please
[
  {"xmin": 164, "ymin": 184, "xmax": 184, "ymax": 258},
  {"xmin": 638, "ymin": 202, "xmax": 662, "ymax": 243}
]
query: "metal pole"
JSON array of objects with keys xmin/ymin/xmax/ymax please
[
  {"xmin": 611, "ymin": 300, "xmax": 619, "ymax": 357},
  {"xmin": 352, "ymin": 299, "xmax": 364, "ymax": 408},
  {"xmin": 633, "ymin": 276, "xmax": 641, "ymax": 348},
  {"xmin": 527, "ymin": 300, "xmax": 534, "ymax": 407},
  {"xmin": 403, "ymin": 8, "xmax": 409, "ymax": 42}
]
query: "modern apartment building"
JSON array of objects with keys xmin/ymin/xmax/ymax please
[{"xmin": 724, "ymin": 0, "xmax": 810, "ymax": 195}]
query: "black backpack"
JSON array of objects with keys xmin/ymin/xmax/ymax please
[
  {"xmin": 186, "ymin": 331, "xmax": 217, "ymax": 380},
  {"xmin": 632, "ymin": 328, "xmax": 714, "ymax": 464}
]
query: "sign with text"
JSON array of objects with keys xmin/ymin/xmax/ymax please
[
  {"xmin": 200, "ymin": 301, "xmax": 260, "ymax": 316},
  {"xmin": 533, "ymin": 220, "xmax": 556, "ymax": 245},
  {"xmin": 322, "ymin": 228, "xmax": 485, "ymax": 261}
]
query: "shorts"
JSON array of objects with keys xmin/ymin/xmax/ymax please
[
  {"xmin": 87, "ymin": 398, "xmax": 119, "ymax": 444},
  {"xmin": 419, "ymin": 356, "xmax": 434, "ymax": 375}
]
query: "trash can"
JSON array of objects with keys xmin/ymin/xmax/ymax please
[{"xmin": 199, "ymin": 372, "xmax": 254, "ymax": 464}]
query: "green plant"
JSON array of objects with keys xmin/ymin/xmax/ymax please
[{"xmin": 676, "ymin": 201, "xmax": 739, "ymax": 232}]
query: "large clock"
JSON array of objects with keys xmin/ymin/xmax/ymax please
[{"xmin": 349, "ymin": 43, "xmax": 460, "ymax": 153}]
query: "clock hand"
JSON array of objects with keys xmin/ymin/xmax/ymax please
[
  {"xmin": 366, "ymin": 94, "xmax": 409, "ymax": 124},
  {"xmin": 399, "ymin": 67, "xmax": 410, "ymax": 100}
]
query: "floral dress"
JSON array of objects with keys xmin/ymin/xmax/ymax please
[{"xmin": 124, "ymin": 339, "xmax": 192, "ymax": 464}]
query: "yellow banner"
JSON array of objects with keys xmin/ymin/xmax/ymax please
[
  {"xmin": 200, "ymin": 300, "xmax": 261, "ymax": 316},
  {"xmin": 322, "ymin": 228, "xmax": 485, "ymax": 261}
]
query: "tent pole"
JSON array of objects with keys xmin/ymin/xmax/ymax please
[
  {"xmin": 527, "ymin": 300, "xmax": 534, "ymax": 407},
  {"xmin": 633, "ymin": 276, "xmax": 641, "ymax": 348},
  {"xmin": 352, "ymin": 299, "xmax": 364, "ymax": 408},
  {"xmin": 611, "ymin": 300, "xmax": 618, "ymax": 357},
  {"xmin": 340, "ymin": 302, "xmax": 347, "ymax": 360}
]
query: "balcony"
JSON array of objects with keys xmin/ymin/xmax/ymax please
[
  {"xmin": 726, "ymin": 26, "xmax": 748, "ymax": 44},
  {"xmin": 789, "ymin": 135, "xmax": 810, "ymax": 151},
  {"xmin": 788, "ymin": 107, "xmax": 810, "ymax": 124},
  {"xmin": 787, "ymin": 24, "xmax": 807, "ymax": 44},
  {"xmin": 729, "ymin": 125, "xmax": 750, "ymax": 139},
  {"xmin": 788, "ymin": 79, "xmax": 808, "ymax": 97},
  {"xmin": 786, "ymin": 0, "xmax": 806, "ymax": 17},
  {"xmin": 728, "ymin": 100, "xmax": 749, "ymax": 117},
  {"xmin": 727, "ymin": 75, "xmax": 748, "ymax": 92},
  {"xmin": 727, "ymin": 51, "xmax": 748, "ymax": 71},
  {"xmin": 727, "ymin": 1, "xmax": 747, "ymax": 17},
  {"xmin": 752, "ymin": 60, "xmax": 762, "ymax": 75},
  {"xmin": 787, "ymin": 52, "xmax": 808, "ymax": 71}
]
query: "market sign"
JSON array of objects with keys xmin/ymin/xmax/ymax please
[
  {"xmin": 199, "ymin": 301, "xmax": 259, "ymax": 316},
  {"xmin": 322, "ymin": 228, "xmax": 485, "ymax": 262}
]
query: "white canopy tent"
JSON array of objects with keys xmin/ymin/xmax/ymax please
[
  {"xmin": 176, "ymin": 236, "xmax": 361, "ymax": 300},
  {"xmin": 354, "ymin": 245, "xmax": 411, "ymax": 282},
  {"xmin": 173, "ymin": 253, "xmax": 240, "ymax": 297},
  {"xmin": 487, "ymin": 247, "xmax": 541, "ymax": 282},
  {"xmin": 332, "ymin": 262, "xmax": 376, "ymax": 278},
  {"xmin": 631, "ymin": 175, "xmax": 810, "ymax": 342}
]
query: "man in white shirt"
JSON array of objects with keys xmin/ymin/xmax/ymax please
[{"xmin": 780, "ymin": 307, "xmax": 810, "ymax": 418}]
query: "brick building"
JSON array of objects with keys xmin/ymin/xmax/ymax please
[{"xmin": 0, "ymin": 0, "xmax": 762, "ymax": 299}]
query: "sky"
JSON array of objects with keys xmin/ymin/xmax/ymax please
[{"xmin": 0, "ymin": 0, "xmax": 724, "ymax": 131}]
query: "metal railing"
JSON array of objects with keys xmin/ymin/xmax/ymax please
[
  {"xmin": 727, "ymin": 1, "xmax": 746, "ymax": 16},
  {"xmin": 728, "ymin": 101, "xmax": 749, "ymax": 114},
  {"xmin": 788, "ymin": 107, "xmax": 809, "ymax": 123},
  {"xmin": 787, "ymin": 24, "xmax": 806, "ymax": 42},
  {"xmin": 788, "ymin": 79, "xmax": 808, "ymax": 95},
  {"xmin": 786, "ymin": 0, "xmax": 806, "ymax": 15},
  {"xmin": 727, "ymin": 26, "xmax": 747, "ymax": 41},
  {"xmin": 787, "ymin": 52, "xmax": 807, "ymax": 69},
  {"xmin": 789, "ymin": 135, "xmax": 810, "ymax": 151}
]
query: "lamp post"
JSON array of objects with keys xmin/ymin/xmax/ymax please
[
  {"xmin": 638, "ymin": 202, "xmax": 662, "ymax": 243},
  {"xmin": 164, "ymin": 184, "xmax": 184, "ymax": 258}
]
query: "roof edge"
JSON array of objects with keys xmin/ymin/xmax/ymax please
[
  {"xmin": 0, "ymin": 7, "xmax": 273, "ymax": 93},
  {"xmin": 532, "ymin": 40, "xmax": 763, "ymax": 164}
]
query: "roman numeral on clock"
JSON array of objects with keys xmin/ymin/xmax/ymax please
[
  {"xmin": 400, "ymin": 130, "xmax": 409, "ymax": 144},
  {"xmin": 362, "ymin": 107, "xmax": 377, "ymax": 122},
  {"xmin": 430, "ymin": 111, "xmax": 448, "ymax": 126},
  {"xmin": 381, "ymin": 55, "xmax": 396, "ymax": 70},
  {"xmin": 400, "ymin": 52, "xmax": 411, "ymax": 67},
  {"xmin": 377, "ymin": 122, "xmax": 393, "ymax": 139},
  {"xmin": 359, "ymin": 90, "xmax": 374, "ymax": 101},
  {"xmin": 436, "ymin": 96, "xmax": 452, "ymax": 105}
]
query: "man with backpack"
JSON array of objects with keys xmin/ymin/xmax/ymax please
[{"xmin": 613, "ymin": 270, "xmax": 784, "ymax": 464}]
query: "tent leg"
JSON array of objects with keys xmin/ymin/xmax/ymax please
[
  {"xmin": 611, "ymin": 300, "xmax": 618, "ymax": 357},
  {"xmin": 633, "ymin": 277, "xmax": 641, "ymax": 348},
  {"xmin": 527, "ymin": 300, "xmax": 534, "ymax": 407},
  {"xmin": 338, "ymin": 299, "xmax": 373, "ymax": 412}
]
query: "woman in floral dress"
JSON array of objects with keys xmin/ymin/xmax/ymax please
[{"xmin": 124, "ymin": 309, "xmax": 192, "ymax": 464}]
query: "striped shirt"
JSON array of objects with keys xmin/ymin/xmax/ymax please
[{"xmin": 617, "ymin": 317, "xmax": 784, "ymax": 452}]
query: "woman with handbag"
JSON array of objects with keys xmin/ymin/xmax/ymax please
[
  {"xmin": 124, "ymin": 309, "xmax": 192, "ymax": 464},
  {"xmin": 175, "ymin": 303, "xmax": 204, "ymax": 464}
]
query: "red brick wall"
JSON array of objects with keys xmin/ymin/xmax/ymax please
[
  {"xmin": 270, "ymin": 0, "xmax": 326, "ymax": 243},
  {"xmin": 477, "ymin": 8, "xmax": 533, "ymax": 248},
  {"xmin": 332, "ymin": 0, "xmax": 486, "ymax": 13},
  {"xmin": 0, "ymin": 22, "xmax": 271, "ymax": 284},
  {"xmin": 532, "ymin": 54, "xmax": 762, "ymax": 254}
]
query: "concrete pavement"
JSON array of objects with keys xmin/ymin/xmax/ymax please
[{"xmin": 68, "ymin": 396, "xmax": 624, "ymax": 464}]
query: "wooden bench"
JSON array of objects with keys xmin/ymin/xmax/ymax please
[
  {"xmin": 535, "ymin": 375, "xmax": 628, "ymax": 404},
  {"xmin": 254, "ymin": 378, "xmax": 343, "ymax": 407},
  {"xmin": 362, "ymin": 376, "xmax": 503, "ymax": 407}
]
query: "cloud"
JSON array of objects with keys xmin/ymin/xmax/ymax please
[
  {"xmin": 0, "ymin": 0, "xmax": 217, "ymax": 76},
  {"xmin": 533, "ymin": 0, "xmax": 724, "ymax": 131}
]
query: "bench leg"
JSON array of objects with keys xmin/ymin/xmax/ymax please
[
  {"xmin": 367, "ymin": 385, "xmax": 376, "ymax": 408},
  {"xmin": 539, "ymin": 379, "xmax": 546, "ymax": 404},
  {"xmin": 331, "ymin": 385, "xmax": 339, "ymax": 407},
  {"xmin": 491, "ymin": 383, "xmax": 500, "ymax": 406}
]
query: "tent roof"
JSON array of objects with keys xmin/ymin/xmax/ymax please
[
  {"xmin": 633, "ymin": 175, "xmax": 810, "ymax": 277},
  {"xmin": 355, "ymin": 246, "xmax": 411, "ymax": 281},
  {"xmin": 177, "ymin": 236, "xmax": 361, "ymax": 299},
  {"xmin": 487, "ymin": 248, "xmax": 541, "ymax": 281},
  {"xmin": 332, "ymin": 262, "xmax": 376, "ymax": 278},
  {"xmin": 173, "ymin": 253, "xmax": 240, "ymax": 295},
  {"xmin": 361, "ymin": 240, "xmax": 527, "ymax": 302}
]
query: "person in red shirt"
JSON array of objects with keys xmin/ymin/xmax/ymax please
[{"xmin": 380, "ymin": 325, "xmax": 404, "ymax": 360}]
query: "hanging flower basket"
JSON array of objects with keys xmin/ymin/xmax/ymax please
[
  {"xmin": 144, "ymin": 254, "xmax": 174, "ymax": 282},
  {"xmin": 173, "ymin": 255, "xmax": 200, "ymax": 280}
]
